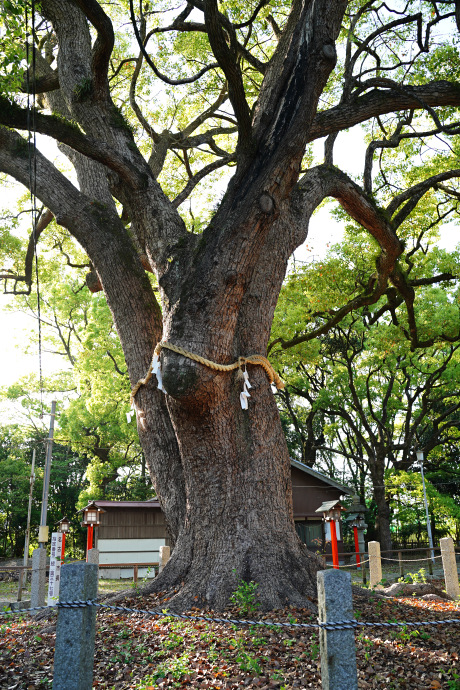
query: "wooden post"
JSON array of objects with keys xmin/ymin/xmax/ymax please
[
  {"xmin": 86, "ymin": 525, "xmax": 93, "ymax": 561},
  {"xmin": 353, "ymin": 527, "xmax": 361, "ymax": 569},
  {"xmin": 440, "ymin": 537, "xmax": 459, "ymax": 599},
  {"xmin": 398, "ymin": 551, "xmax": 404, "ymax": 579},
  {"xmin": 133, "ymin": 565, "xmax": 138, "ymax": 583}
]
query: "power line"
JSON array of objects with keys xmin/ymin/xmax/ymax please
[{"xmin": 25, "ymin": 0, "xmax": 44, "ymax": 418}]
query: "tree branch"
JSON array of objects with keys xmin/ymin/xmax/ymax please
[
  {"xmin": 129, "ymin": 0, "xmax": 218, "ymax": 86},
  {"xmin": 0, "ymin": 209, "xmax": 54, "ymax": 293},
  {"xmin": 0, "ymin": 98, "xmax": 148, "ymax": 189},
  {"xmin": 203, "ymin": 0, "xmax": 252, "ymax": 149},
  {"xmin": 308, "ymin": 81, "xmax": 460, "ymax": 143},
  {"xmin": 73, "ymin": 0, "xmax": 114, "ymax": 98}
]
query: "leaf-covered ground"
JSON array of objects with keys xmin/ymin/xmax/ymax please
[{"xmin": 0, "ymin": 584, "xmax": 459, "ymax": 689}]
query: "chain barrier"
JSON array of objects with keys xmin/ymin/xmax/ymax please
[{"xmin": 1, "ymin": 599, "xmax": 460, "ymax": 632}]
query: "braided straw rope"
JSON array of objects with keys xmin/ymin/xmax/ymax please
[{"xmin": 131, "ymin": 341, "xmax": 284, "ymax": 403}]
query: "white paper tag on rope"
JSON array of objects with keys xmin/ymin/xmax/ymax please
[
  {"xmin": 152, "ymin": 353, "xmax": 166, "ymax": 392},
  {"xmin": 271, "ymin": 383, "xmax": 278, "ymax": 394},
  {"xmin": 126, "ymin": 404, "xmax": 136, "ymax": 423},
  {"xmin": 240, "ymin": 390, "xmax": 250, "ymax": 409},
  {"xmin": 240, "ymin": 367, "xmax": 252, "ymax": 409},
  {"xmin": 243, "ymin": 369, "xmax": 252, "ymax": 389}
]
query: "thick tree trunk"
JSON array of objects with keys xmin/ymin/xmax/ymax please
[
  {"xmin": 145, "ymin": 363, "xmax": 320, "ymax": 610},
  {"xmin": 371, "ymin": 459, "xmax": 393, "ymax": 553},
  {"xmin": 139, "ymin": 210, "xmax": 321, "ymax": 610}
]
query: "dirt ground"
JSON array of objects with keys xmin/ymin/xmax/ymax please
[{"xmin": 0, "ymin": 578, "xmax": 459, "ymax": 689}]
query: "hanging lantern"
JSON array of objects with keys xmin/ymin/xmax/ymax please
[{"xmin": 80, "ymin": 502, "xmax": 105, "ymax": 560}]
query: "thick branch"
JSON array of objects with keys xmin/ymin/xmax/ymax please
[
  {"xmin": 73, "ymin": 0, "xmax": 114, "ymax": 97},
  {"xmin": 0, "ymin": 209, "xmax": 53, "ymax": 291},
  {"xmin": 0, "ymin": 98, "xmax": 147, "ymax": 189},
  {"xmin": 203, "ymin": 0, "xmax": 252, "ymax": 148},
  {"xmin": 308, "ymin": 81, "xmax": 460, "ymax": 143}
]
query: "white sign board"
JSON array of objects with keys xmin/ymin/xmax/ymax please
[
  {"xmin": 48, "ymin": 531, "xmax": 63, "ymax": 604},
  {"xmin": 324, "ymin": 520, "xmax": 341, "ymax": 542}
]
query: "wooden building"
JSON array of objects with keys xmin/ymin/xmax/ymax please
[
  {"xmin": 290, "ymin": 459, "xmax": 353, "ymax": 556},
  {"xmin": 93, "ymin": 499, "xmax": 170, "ymax": 579},
  {"xmin": 88, "ymin": 460, "xmax": 353, "ymax": 577}
]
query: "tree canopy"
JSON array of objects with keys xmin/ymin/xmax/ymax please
[{"xmin": 1, "ymin": 0, "xmax": 460, "ymax": 609}]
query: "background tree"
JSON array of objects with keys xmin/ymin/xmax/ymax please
[
  {"xmin": 2, "ymin": 0, "xmax": 460, "ymax": 608},
  {"xmin": 271, "ymin": 234, "xmax": 460, "ymax": 550},
  {"xmin": 0, "ymin": 424, "xmax": 89, "ymax": 557}
]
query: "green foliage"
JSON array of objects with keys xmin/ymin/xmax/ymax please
[
  {"xmin": 0, "ymin": 0, "xmax": 28, "ymax": 95},
  {"xmin": 398, "ymin": 568, "xmax": 428, "ymax": 585},
  {"xmin": 0, "ymin": 226, "xmax": 153, "ymax": 508},
  {"xmin": 0, "ymin": 424, "xmax": 89, "ymax": 557},
  {"xmin": 230, "ymin": 570, "xmax": 260, "ymax": 615}
]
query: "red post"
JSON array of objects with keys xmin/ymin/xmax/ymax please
[
  {"xmin": 353, "ymin": 526, "xmax": 361, "ymax": 569},
  {"xmin": 61, "ymin": 532, "xmax": 66, "ymax": 561},
  {"xmin": 330, "ymin": 520, "xmax": 339, "ymax": 569},
  {"xmin": 86, "ymin": 525, "xmax": 93, "ymax": 561}
]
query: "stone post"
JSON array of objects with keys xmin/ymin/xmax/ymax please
[
  {"xmin": 440, "ymin": 537, "xmax": 459, "ymax": 599},
  {"xmin": 368, "ymin": 541, "xmax": 383, "ymax": 589},
  {"xmin": 317, "ymin": 570, "xmax": 358, "ymax": 690},
  {"xmin": 159, "ymin": 545, "xmax": 170, "ymax": 573},
  {"xmin": 87, "ymin": 548, "xmax": 99, "ymax": 566},
  {"xmin": 31, "ymin": 548, "xmax": 47, "ymax": 608},
  {"xmin": 53, "ymin": 562, "xmax": 98, "ymax": 690}
]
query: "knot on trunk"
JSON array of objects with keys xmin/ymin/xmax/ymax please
[
  {"xmin": 322, "ymin": 44, "xmax": 336, "ymax": 61},
  {"xmin": 259, "ymin": 193, "xmax": 274, "ymax": 214}
]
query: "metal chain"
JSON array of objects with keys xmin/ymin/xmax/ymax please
[{"xmin": 1, "ymin": 599, "xmax": 460, "ymax": 632}]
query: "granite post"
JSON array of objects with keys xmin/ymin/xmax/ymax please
[
  {"xmin": 440, "ymin": 537, "xmax": 459, "ymax": 599},
  {"xmin": 317, "ymin": 570, "xmax": 358, "ymax": 690},
  {"xmin": 159, "ymin": 545, "xmax": 170, "ymax": 573},
  {"xmin": 53, "ymin": 562, "xmax": 98, "ymax": 690},
  {"xmin": 87, "ymin": 548, "xmax": 99, "ymax": 566},
  {"xmin": 368, "ymin": 541, "xmax": 383, "ymax": 589},
  {"xmin": 31, "ymin": 547, "xmax": 47, "ymax": 608}
]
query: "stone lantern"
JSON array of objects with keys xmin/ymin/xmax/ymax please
[{"xmin": 345, "ymin": 495, "xmax": 368, "ymax": 568}]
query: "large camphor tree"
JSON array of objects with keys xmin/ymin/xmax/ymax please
[{"xmin": 1, "ymin": 0, "xmax": 460, "ymax": 609}]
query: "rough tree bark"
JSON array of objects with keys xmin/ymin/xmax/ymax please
[{"xmin": 2, "ymin": 0, "xmax": 460, "ymax": 609}]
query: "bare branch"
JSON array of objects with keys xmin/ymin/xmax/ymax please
[
  {"xmin": 173, "ymin": 155, "xmax": 235, "ymax": 207},
  {"xmin": 129, "ymin": 0, "xmax": 218, "ymax": 86},
  {"xmin": 308, "ymin": 81, "xmax": 460, "ymax": 143},
  {"xmin": 387, "ymin": 168, "xmax": 460, "ymax": 222}
]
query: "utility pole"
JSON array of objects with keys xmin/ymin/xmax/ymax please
[
  {"xmin": 416, "ymin": 450, "xmax": 435, "ymax": 564},
  {"xmin": 38, "ymin": 400, "xmax": 57, "ymax": 548},
  {"xmin": 17, "ymin": 448, "xmax": 36, "ymax": 602}
]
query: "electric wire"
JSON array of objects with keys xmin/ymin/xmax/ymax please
[{"xmin": 25, "ymin": 0, "xmax": 44, "ymax": 417}]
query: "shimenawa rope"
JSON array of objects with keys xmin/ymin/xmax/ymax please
[{"xmin": 131, "ymin": 341, "xmax": 284, "ymax": 405}]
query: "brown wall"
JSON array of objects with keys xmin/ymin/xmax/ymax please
[
  {"xmin": 290, "ymin": 467, "xmax": 344, "ymax": 518},
  {"xmin": 97, "ymin": 508, "xmax": 170, "ymax": 543}
]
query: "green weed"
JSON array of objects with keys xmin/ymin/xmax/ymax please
[{"xmin": 230, "ymin": 570, "xmax": 260, "ymax": 615}]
